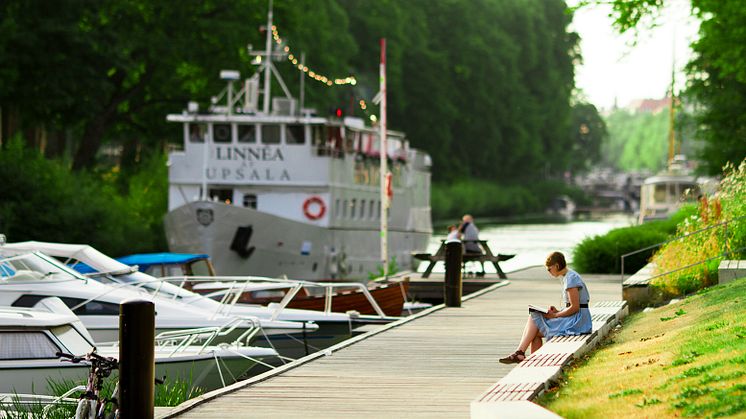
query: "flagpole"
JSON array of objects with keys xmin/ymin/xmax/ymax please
[{"xmin": 379, "ymin": 38, "xmax": 388, "ymax": 278}]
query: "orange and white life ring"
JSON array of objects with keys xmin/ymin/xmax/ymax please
[{"xmin": 303, "ymin": 196, "xmax": 326, "ymax": 220}]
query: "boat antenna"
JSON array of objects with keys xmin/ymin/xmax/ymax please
[{"xmin": 262, "ymin": 0, "xmax": 274, "ymax": 114}]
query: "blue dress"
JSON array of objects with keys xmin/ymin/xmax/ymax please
[{"xmin": 531, "ymin": 269, "xmax": 592, "ymax": 338}]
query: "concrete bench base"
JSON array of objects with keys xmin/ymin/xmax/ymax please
[
  {"xmin": 471, "ymin": 300, "xmax": 628, "ymax": 419},
  {"xmin": 718, "ymin": 260, "xmax": 746, "ymax": 285}
]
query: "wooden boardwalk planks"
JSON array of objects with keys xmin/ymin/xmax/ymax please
[{"xmin": 162, "ymin": 268, "xmax": 621, "ymax": 419}]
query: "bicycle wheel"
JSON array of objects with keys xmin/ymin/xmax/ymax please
[{"xmin": 75, "ymin": 399, "xmax": 97, "ymax": 419}]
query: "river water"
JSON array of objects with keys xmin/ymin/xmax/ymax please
[{"xmin": 418, "ymin": 215, "xmax": 636, "ymax": 274}]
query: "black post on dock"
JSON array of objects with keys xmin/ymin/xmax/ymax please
[
  {"xmin": 444, "ymin": 240, "xmax": 463, "ymax": 307},
  {"xmin": 119, "ymin": 299, "xmax": 155, "ymax": 419}
]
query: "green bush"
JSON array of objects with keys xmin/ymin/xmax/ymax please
[
  {"xmin": 0, "ymin": 138, "xmax": 167, "ymax": 256},
  {"xmin": 572, "ymin": 206, "xmax": 697, "ymax": 274}
]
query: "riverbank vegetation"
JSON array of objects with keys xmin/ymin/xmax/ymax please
[
  {"xmin": 0, "ymin": 138, "xmax": 166, "ymax": 256},
  {"xmin": 650, "ymin": 159, "xmax": 746, "ymax": 296},
  {"xmin": 538, "ymin": 276, "xmax": 746, "ymax": 418},
  {"xmin": 572, "ymin": 206, "xmax": 695, "ymax": 274},
  {"xmin": 573, "ymin": 157, "xmax": 745, "ymax": 284}
]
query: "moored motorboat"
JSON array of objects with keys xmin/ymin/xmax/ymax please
[
  {"xmin": 114, "ymin": 252, "xmax": 410, "ymax": 316},
  {"xmin": 0, "ymin": 305, "xmax": 278, "ymax": 395},
  {"xmin": 0, "ymin": 251, "xmax": 312, "ymax": 346},
  {"xmin": 1, "ymin": 242, "xmax": 398, "ymax": 360}
]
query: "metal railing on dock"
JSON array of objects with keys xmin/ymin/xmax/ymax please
[{"xmin": 620, "ymin": 215, "xmax": 746, "ymax": 282}]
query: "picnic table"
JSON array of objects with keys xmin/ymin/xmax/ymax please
[{"xmin": 414, "ymin": 240, "xmax": 515, "ymax": 279}]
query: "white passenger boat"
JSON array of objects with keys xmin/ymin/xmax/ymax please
[
  {"xmin": 0, "ymin": 305, "xmax": 278, "ymax": 395},
  {"xmin": 163, "ymin": 7, "xmax": 432, "ymax": 280}
]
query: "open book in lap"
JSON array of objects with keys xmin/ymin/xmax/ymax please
[{"xmin": 528, "ymin": 304, "xmax": 549, "ymax": 314}]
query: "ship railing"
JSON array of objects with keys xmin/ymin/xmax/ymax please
[{"xmin": 153, "ymin": 275, "xmax": 393, "ymax": 320}]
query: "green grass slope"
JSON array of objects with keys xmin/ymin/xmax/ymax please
[{"xmin": 538, "ymin": 276, "xmax": 746, "ymax": 418}]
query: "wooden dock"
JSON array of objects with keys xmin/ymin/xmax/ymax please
[{"xmin": 160, "ymin": 267, "xmax": 621, "ymax": 418}]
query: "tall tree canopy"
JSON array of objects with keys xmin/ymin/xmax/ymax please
[
  {"xmin": 1, "ymin": 0, "xmax": 588, "ymax": 184},
  {"xmin": 607, "ymin": 0, "xmax": 746, "ymax": 175}
]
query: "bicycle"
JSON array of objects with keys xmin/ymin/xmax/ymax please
[{"xmin": 57, "ymin": 350, "xmax": 120, "ymax": 419}]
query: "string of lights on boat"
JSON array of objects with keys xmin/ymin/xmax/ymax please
[
  {"xmin": 272, "ymin": 25, "xmax": 357, "ymax": 87},
  {"xmin": 270, "ymin": 24, "xmax": 376, "ymax": 121}
]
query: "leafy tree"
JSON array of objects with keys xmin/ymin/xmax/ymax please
[
  {"xmin": 568, "ymin": 102, "xmax": 606, "ymax": 173},
  {"xmin": 604, "ymin": 0, "xmax": 746, "ymax": 175},
  {"xmin": 0, "ymin": 137, "xmax": 166, "ymax": 256}
]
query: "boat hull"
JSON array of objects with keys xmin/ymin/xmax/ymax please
[
  {"xmin": 0, "ymin": 350, "xmax": 271, "ymax": 395},
  {"xmin": 196, "ymin": 280, "xmax": 409, "ymax": 316},
  {"xmin": 165, "ymin": 201, "xmax": 430, "ymax": 280}
]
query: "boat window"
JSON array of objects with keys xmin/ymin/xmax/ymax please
[
  {"xmin": 189, "ymin": 124, "xmax": 207, "ymax": 143},
  {"xmin": 0, "ymin": 331, "xmax": 61, "ymax": 360},
  {"xmin": 243, "ymin": 194, "xmax": 257, "ymax": 209},
  {"xmin": 286, "ymin": 125, "xmax": 305, "ymax": 145},
  {"xmin": 351, "ymin": 199, "xmax": 357, "ymax": 219},
  {"xmin": 51, "ymin": 325, "xmax": 94, "ymax": 355},
  {"xmin": 360, "ymin": 199, "xmax": 366, "ymax": 219},
  {"xmin": 261, "ymin": 125, "xmax": 281, "ymax": 144},
  {"xmin": 345, "ymin": 129, "xmax": 356, "ymax": 152},
  {"xmin": 238, "ymin": 125, "xmax": 256, "ymax": 143},
  {"xmin": 654, "ymin": 184, "xmax": 668, "ymax": 203},
  {"xmin": 213, "ymin": 124, "xmax": 232, "ymax": 143},
  {"xmin": 312, "ymin": 125, "xmax": 325, "ymax": 147},
  {"xmin": 335, "ymin": 199, "xmax": 341, "ymax": 219},
  {"xmin": 376, "ymin": 200, "xmax": 381, "ymax": 219},
  {"xmin": 343, "ymin": 200, "xmax": 348, "ymax": 219},
  {"xmin": 190, "ymin": 260, "xmax": 212, "ymax": 276},
  {"xmin": 369, "ymin": 200, "xmax": 375, "ymax": 220},
  {"xmin": 209, "ymin": 188, "xmax": 233, "ymax": 204}
]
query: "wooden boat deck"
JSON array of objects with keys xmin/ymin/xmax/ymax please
[{"xmin": 160, "ymin": 266, "xmax": 622, "ymax": 418}]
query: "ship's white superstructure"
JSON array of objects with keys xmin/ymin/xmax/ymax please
[{"xmin": 165, "ymin": 7, "xmax": 431, "ymax": 280}]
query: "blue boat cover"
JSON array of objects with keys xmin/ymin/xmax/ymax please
[
  {"xmin": 115, "ymin": 253, "xmax": 210, "ymax": 272},
  {"xmin": 69, "ymin": 262, "xmax": 97, "ymax": 274}
]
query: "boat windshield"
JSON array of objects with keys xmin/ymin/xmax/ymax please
[
  {"xmin": 0, "ymin": 253, "xmax": 83, "ymax": 281},
  {"xmin": 105, "ymin": 270, "xmax": 192, "ymax": 300}
]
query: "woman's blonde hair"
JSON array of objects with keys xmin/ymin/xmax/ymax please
[{"xmin": 545, "ymin": 251, "xmax": 566, "ymax": 270}]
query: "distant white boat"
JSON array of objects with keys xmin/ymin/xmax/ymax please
[{"xmin": 638, "ymin": 156, "xmax": 708, "ymax": 223}]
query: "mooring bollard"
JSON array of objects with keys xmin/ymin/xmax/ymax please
[
  {"xmin": 444, "ymin": 240, "xmax": 463, "ymax": 307},
  {"xmin": 120, "ymin": 299, "xmax": 155, "ymax": 419}
]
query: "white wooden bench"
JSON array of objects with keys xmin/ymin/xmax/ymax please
[{"xmin": 470, "ymin": 300, "xmax": 628, "ymax": 418}]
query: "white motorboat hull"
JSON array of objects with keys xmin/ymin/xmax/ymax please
[{"xmin": 0, "ymin": 347, "xmax": 276, "ymax": 395}]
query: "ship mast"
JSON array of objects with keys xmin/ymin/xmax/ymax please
[
  {"xmin": 667, "ymin": 38, "xmax": 676, "ymax": 169},
  {"xmin": 667, "ymin": 69, "xmax": 676, "ymax": 167},
  {"xmin": 262, "ymin": 0, "xmax": 274, "ymax": 114},
  {"xmin": 379, "ymin": 38, "xmax": 389, "ymax": 278}
]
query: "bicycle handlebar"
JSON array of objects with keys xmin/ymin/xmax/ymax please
[
  {"xmin": 57, "ymin": 350, "xmax": 119, "ymax": 370},
  {"xmin": 56, "ymin": 351, "xmax": 84, "ymax": 363}
]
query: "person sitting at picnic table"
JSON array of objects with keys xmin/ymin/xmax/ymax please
[
  {"xmin": 498, "ymin": 251, "xmax": 591, "ymax": 364},
  {"xmin": 459, "ymin": 214, "xmax": 481, "ymax": 254},
  {"xmin": 446, "ymin": 225, "xmax": 460, "ymax": 241}
]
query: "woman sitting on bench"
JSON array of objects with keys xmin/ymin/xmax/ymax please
[{"xmin": 498, "ymin": 251, "xmax": 591, "ymax": 364}]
